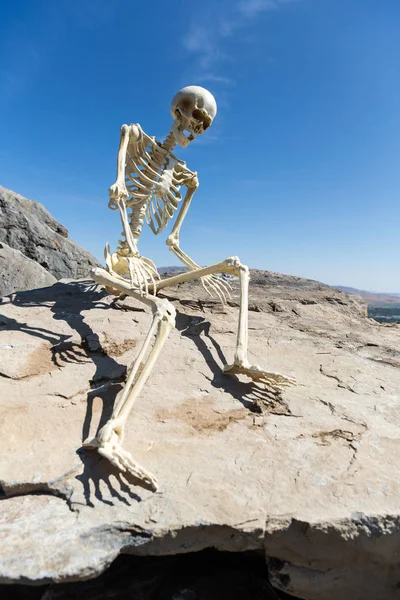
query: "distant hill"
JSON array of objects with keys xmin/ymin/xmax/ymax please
[
  {"xmin": 156, "ymin": 272, "xmax": 400, "ymax": 324},
  {"xmin": 334, "ymin": 285, "xmax": 400, "ymax": 324},
  {"xmin": 158, "ymin": 265, "xmax": 189, "ymax": 280},
  {"xmin": 158, "ymin": 266, "xmax": 188, "ymax": 276},
  {"xmin": 334, "ymin": 286, "xmax": 400, "ymax": 307}
]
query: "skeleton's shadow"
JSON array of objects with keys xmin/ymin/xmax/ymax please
[
  {"xmin": 2, "ymin": 281, "xmax": 286, "ymax": 507},
  {"xmin": 173, "ymin": 308, "xmax": 289, "ymax": 415},
  {"xmin": 1, "ymin": 281, "xmax": 143, "ymax": 505},
  {"xmin": 75, "ymin": 449, "xmax": 142, "ymax": 507}
]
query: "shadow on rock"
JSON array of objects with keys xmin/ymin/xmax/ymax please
[
  {"xmin": 75, "ymin": 449, "xmax": 142, "ymax": 507},
  {"xmin": 1, "ymin": 281, "xmax": 144, "ymax": 504},
  {"xmin": 174, "ymin": 310, "xmax": 293, "ymax": 417}
]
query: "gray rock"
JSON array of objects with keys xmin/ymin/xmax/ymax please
[
  {"xmin": 0, "ymin": 274, "xmax": 399, "ymax": 600},
  {"xmin": 0, "ymin": 242, "xmax": 56, "ymax": 297},
  {"xmin": 0, "ymin": 186, "xmax": 99, "ymax": 280}
]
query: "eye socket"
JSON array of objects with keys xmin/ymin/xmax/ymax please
[
  {"xmin": 180, "ymin": 99, "xmax": 192, "ymax": 111},
  {"xmin": 192, "ymin": 108, "xmax": 203, "ymax": 120}
]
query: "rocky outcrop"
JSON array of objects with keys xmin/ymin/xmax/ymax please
[
  {"xmin": 0, "ymin": 242, "xmax": 56, "ymax": 297},
  {"xmin": 0, "ymin": 186, "xmax": 99, "ymax": 281},
  {"xmin": 0, "ymin": 272, "xmax": 399, "ymax": 600}
]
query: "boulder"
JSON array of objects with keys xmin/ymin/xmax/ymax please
[
  {"xmin": 0, "ymin": 186, "xmax": 99, "ymax": 280},
  {"xmin": 0, "ymin": 272, "xmax": 399, "ymax": 600},
  {"xmin": 0, "ymin": 242, "xmax": 56, "ymax": 297}
]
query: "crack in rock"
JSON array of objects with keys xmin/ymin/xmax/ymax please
[
  {"xmin": 0, "ymin": 466, "xmax": 81, "ymax": 513},
  {"xmin": 319, "ymin": 364, "xmax": 357, "ymax": 393}
]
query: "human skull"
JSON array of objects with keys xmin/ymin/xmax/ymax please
[{"xmin": 170, "ymin": 85, "xmax": 217, "ymax": 147}]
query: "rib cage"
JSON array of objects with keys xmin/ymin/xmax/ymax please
[{"xmin": 121, "ymin": 126, "xmax": 189, "ymax": 243}]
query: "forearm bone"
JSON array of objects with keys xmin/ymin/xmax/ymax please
[
  {"xmin": 166, "ymin": 176, "xmax": 200, "ymax": 269},
  {"xmin": 109, "ymin": 124, "xmax": 141, "ymax": 256}
]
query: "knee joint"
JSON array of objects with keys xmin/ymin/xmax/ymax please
[
  {"xmin": 224, "ymin": 256, "xmax": 248, "ymax": 277},
  {"xmin": 152, "ymin": 298, "xmax": 176, "ymax": 326}
]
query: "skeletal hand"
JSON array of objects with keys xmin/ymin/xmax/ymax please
[
  {"xmin": 200, "ymin": 274, "xmax": 232, "ymax": 304},
  {"xmin": 104, "ymin": 244, "xmax": 159, "ymax": 296},
  {"xmin": 167, "ymin": 235, "xmax": 232, "ymax": 303},
  {"xmin": 108, "ymin": 181, "xmax": 129, "ymax": 209},
  {"xmin": 125, "ymin": 255, "xmax": 159, "ymax": 295}
]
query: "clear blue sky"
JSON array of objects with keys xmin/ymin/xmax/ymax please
[{"xmin": 1, "ymin": 0, "xmax": 399, "ymax": 292}]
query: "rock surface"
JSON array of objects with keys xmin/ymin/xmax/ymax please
[
  {"xmin": 0, "ymin": 242, "xmax": 56, "ymax": 297},
  {"xmin": 0, "ymin": 271, "xmax": 400, "ymax": 600},
  {"xmin": 0, "ymin": 186, "xmax": 99, "ymax": 282}
]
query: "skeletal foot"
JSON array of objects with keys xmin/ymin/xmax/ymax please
[
  {"xmin": 83, "ymin": 425, "xmax": 158, "ymax": 491},
  {"xmin": 223, "ymin": 361, "xmax": 296, "ymax": 388}
]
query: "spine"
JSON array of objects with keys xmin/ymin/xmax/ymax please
[{"xmin": 129, "ymin": 201, "xmax": 147, "ymax": 242}]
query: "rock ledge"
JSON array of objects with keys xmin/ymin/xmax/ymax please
[{"xmin": 0, "ymin": 273, "xmax": 399, "ymax": 600}]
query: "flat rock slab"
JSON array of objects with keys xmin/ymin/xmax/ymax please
[{"xmin": 0, "ymin": 276, "xmax": 400, "ymax": 600}]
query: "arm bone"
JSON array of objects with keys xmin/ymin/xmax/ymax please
[
  {"xmin": 108, "ymin": 124, "xmax": 140, "ymax": 208},
  {"xmin": 166, "ymin": 176, "xmax": 199, "ymax": 268},
  {"xmin": 166, "ymin": 176, "xmax": 232, "ymax": 302}
]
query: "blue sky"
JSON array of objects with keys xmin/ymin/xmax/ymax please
[{"xmin": 0, "ymin": 0, "xmax": 399, "ymax": 292}]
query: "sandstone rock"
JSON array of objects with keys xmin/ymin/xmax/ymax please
[
  {"xmin": 0, "ymin": 273, "xmax": 399, "ymax": 600},
  {"xmin": 0, "ymin": 186, "xmax": 99, "ymax": 280},
  {"xmin": 0, "ymin": 242, "xmax": 56, "ymax": 297}
]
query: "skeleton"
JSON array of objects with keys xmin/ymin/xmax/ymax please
[{"xmin": 83, "ymin": 86, "xmax": 295, "ymax": 491}]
